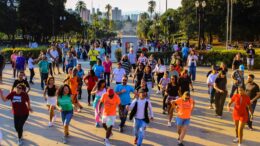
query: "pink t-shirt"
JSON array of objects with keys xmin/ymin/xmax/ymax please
[
  {"xmin": 11, "ymin": 54, "xmax": 17, "ymax": 62},
  {"xmin": 102, "ymin": 61, "xmax": 112, "ymax": 73}
]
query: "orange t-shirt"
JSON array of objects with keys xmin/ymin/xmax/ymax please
[
  {"xmin": 175, "ymin": 98, "xmax": 194, "ymax": 119},
  {"xmin": 69, "ymin": 76, "xmax": 78, "ymax": 95},
  {"xmin": 100, "ymin": 93, "xmax": 121, "ymax": 116}
]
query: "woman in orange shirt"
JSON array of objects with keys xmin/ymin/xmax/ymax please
[
  {"xmin": 227, "ymin": 86, "xmax": 253, "ymax": 146},
  {"xmin": 64, "ymin": 68, "xmax": 83, "ymax": 112},
  {"xmin": 171, "ymin": 92, "xmax": 195, "ymax": 146}
]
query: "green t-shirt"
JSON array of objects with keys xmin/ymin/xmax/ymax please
[
  {"xmin": 38, "ymin": 60, "xmax": 49, "ymax": 73},
  {"xmin": 88, "ymin": 49, "xmax": 99, "ymax": 61},
  {"xmin": 58, "ymin": 95, "xmax": 73, "ymax": 111}
]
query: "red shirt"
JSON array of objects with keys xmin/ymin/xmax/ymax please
[
  {"xmin": 175, "ymin": 65, "xmax": 182, "ymax": 75},
  {"xmin": 84, "ymin": 75, "xmax": 98, "ymax": 90},
  {"xmin": 6, "ymin": 92, "xmax": 30, "ymax": 116},
  {"xmin": 231, "ymin": 94, "xmax": 250, "ymax": 120},
  {"xmin": 102, "ymin": 61, "xmax": 112, "ymax": 73}
]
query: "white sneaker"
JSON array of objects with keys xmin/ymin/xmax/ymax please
[
  {"xmin": 104, "ymin": 138, "xmax": 111, "ymax": 146},
  {"xmin": 77, "ymin": 108, "xmax": 81, "ymax": 112},
  {"xmin": 52, "ymin": 115, "xmax": 57, "ymax": 123},
  {"xmin": 167, "ymin": 122, "xmax": 172, "ymax": 127},
  {"xmin": 156, "ymin": 90, "xmax": 161, "ymax": 94},
  {"xmin": 48, "ymin": 122, "xmax": 53, "ymax": 127},
  {"xmin": 233, "ymin": 137, "xmax": 239, "ymax": 143},
  {"xmin": 17, "ymin": 139, "xmax": 23, "ymax": 145}
]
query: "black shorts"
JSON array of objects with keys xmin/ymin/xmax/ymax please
[{"xmin": 131, "ymin": 64, "xmax": 136, "ymax": 70}]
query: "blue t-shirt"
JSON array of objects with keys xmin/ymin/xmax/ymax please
[
  {"xmin": 16, "ymin": 56, "xmax": 26, "ymax": 70},
  {"xmin": 92, "ymin": 65, "xmax": 104, "ymax": 78},
  {"xmin": 77, "ymin": 69, "xmax": 85, "ymax": 78},
  {"xmin": 182, "ymin": 47, "xmax": 189, "ymax": 57},
  {"xmin": 115, "ymin": 84, "xmax": 135, "ymax": 105}
]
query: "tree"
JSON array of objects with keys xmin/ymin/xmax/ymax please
[
  {"xmin": 76, "ymin": 0, "xmax": 86, "ymax": 14},
  {"xmin": 148, "ymin": 0, "xmax": 156, "ymax": 19},
  {"xmin": 105, "ymin": 4, "xmax": 112, "ymax": 30}
]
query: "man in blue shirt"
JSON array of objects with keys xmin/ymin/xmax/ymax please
[
  {"xmin": 182, "ymin": 45, "xmax": 189, "ymax": 66},
  {"xmin": 92, "ymin": 59, "xmax": 104, "ymax": 80},
  {"xmin": 115, "ymin": 76, "xmax": 137, "ymax": 132},
  {"xmin": 76, "ymin": 64, "xmax": 85, "ymax": 100}
]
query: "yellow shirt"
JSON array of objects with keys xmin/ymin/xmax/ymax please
[{"xmin": 88, "ymin": 49, "xmax": 99, "ymax": 61}]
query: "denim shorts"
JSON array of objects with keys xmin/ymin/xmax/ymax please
[
  {"xmin": 61, "ymin": 110, "xmax": 73, "ymax": 126},
  {"xmin": 176, "ymin": 117, "xmax": 190, "ymax": 126}
]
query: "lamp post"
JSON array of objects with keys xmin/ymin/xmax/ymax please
[
  {"xmin": 7, "ymin": 0, "xmax": 18, "ymax": 49},
  {"xmin": 59, "ymin": 16, "xmax": 66, "ymax": 42},
  {"xmin": 195, "ymin": 0, "xmax": 206, "ymax": 50},
  {"xmin": 167, "ymin": 16, "xmax": 173, "ymax": 43}
]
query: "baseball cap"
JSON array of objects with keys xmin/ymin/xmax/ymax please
[
  {"xmin": 107, "ymin": 89, "xmax": 115, "ymax": 96},
  {"xmin": 239, "ymin": 65, "xmax": 245, "ymax": 71}
]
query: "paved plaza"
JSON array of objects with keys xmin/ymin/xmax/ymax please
[{"xmin": 0, "ymin": 62, "xmax": 260, "ymax": 146}]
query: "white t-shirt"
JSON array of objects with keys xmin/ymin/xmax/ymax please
[
  {"xmin": 187, "ymin": 55, "xmax": 198, "ymax": 66},
  {"xmin": 138, "ymin": 56, "xmax": 148, "ymax": 65},
  {"xmin": 129, "ymin": 99, "xmax": 154, "ymax": 119},
  {"xmin": 96, "ymin": 88, "xmax": 106, "ymax": 97},
  {"xmin": 113, "ymin": 68, "xmax": 126, "ymax": 82},
  {"xmin": 207, "ymin": 73, "xmax": 218, "ymax": 85},
  {"xmin": 50, "ymin": 50, "xmax": 59, "ymax": 61},
  {"xmin": 153, "ymin": 65, "xmax": 166, "ymax": 73},
  {"xmin": 28, "ymin": 58, "xmax": 34, "ymax": 69}
]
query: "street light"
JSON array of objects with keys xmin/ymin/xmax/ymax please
[
  {"xmin": 7, "ymin": 0, "xmax": 18, "ymax": 49},
  {"xmin": 195, "ymin": 0, "xmax": 206, "ymax": 50},
  {"xmin": 60, "ymin": 16, "xmax": 66, "ymax": 42}
]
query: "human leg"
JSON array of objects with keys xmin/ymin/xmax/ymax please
[{"xmin": 238, "ymin": 121, "xmax": 245, "ymax": 144}]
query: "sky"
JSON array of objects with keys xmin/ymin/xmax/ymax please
[{"xmin": 66, "ymin": 0, "xmax": 182, "ymax": 14}]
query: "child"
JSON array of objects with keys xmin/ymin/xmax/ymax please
[
  {"xmin": 27, "ymin": 53, "xmax": 35, "ymax": 84},
  {"xmin": 43, "ymin": 77, "xmax": 58, "ymax": 127},
  {"xmin": 64, "ymin": 68, "xmax": 83, "ymax": 112},
  {"xmin": 127, "ymin": 89, "xmax": 154, "ymax": 146}
]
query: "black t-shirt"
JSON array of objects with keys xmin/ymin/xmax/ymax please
[
  {"xmin": 232, "ymin": 60, "xmax": 243, "ymax": 70},
  {"xmin": 215, "ymin": 77, "xmax": 227, "ymax": 91},
  {"xmin": 143, "ymin": 73, "xmax": 153, "ymax": 82},
  {"xmin": 178, "ymin": 77, "xmax": 191, "ymax": 93},
  {"xmin": 12, "ymin": 79, "xmax": 30, "ymax": 91},
  {"xmin": 246, "ymin": 49, "xmax": 255, "ymax": 58},
  {"xmin": 166, "ymin": 83, "xmax": 179, "ymax": 97},
  {"xmin": 246, "ymin": 82, "xmax": 259, "ymax": 100}
]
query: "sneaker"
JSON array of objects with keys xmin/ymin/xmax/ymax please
[
  {"xmin": 217, "ymin": 116, "xmax": 222, "ymax": 119},
  {"xmin": 52, "ymin": 115, "xmax": 57, "ymax": 123},
  {"xmin": 48, "ymin": 122, "xmax": 53, "ymax": 127},
  {"xmin": 77, "ymin": 108, "xmax": 81, "ymax": 113},
  {"xmin": 134, "ymin": 137, "xmax": 138, "ymax": 144},
  {"xmin": 249, "ymin": 127, "xmax": 254, "ymax": 131},
  {"xmin": 62, "ymin": 136, "xmax": 67, "ymax": 144},
  {"xmin": 233, "ymin": 137, "xmax": 239, "ymax": 143},
  {"xmin": 95, "ymin": 123, "xmax": 100, "ymax": 128},
  {"xmin": 156, "ymin": 90, "xmax": 161, "ymax": 94},
  {"xmin": 178, "ymin": 143, "xmax": 184, "ymax": 146},
  {"xmin": 167, "ymin": 122, "xmax": 172, "ymax": 127},
  {"xmin": 17, "ymin": 139, "xmax": 23, "ymax": 145},
  {"xmin": 104, "ymin": 138, "xmax": 111, "ymax": 146},
  {"xmin": 209, "ymin": 105, "xmax": 214, "ymax": 109},
  {"xmin": 162, "ymin": 111, "xmax": 166, "ymax": 114}
]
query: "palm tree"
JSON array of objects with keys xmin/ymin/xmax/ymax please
[
  {"xmin": 76, "ymin": 0, "xmax": 86, "ymax": 14},
  {"xmin": 105, "ymin": 4, "xmax": 112, "ymax": 20},
  {"xmin": 148, "ymin": 0, "xmax": 156, "ymax": 19},
  {"xmin": 140, "ymin": 12, "xmax": 150, "ymax": 21}
]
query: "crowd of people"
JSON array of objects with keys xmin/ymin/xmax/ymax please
[{"xmin": 0, "ymin": 40, "xmax": 259, "ymax": 146}]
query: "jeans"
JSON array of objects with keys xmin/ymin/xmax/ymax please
[
  {"xmin": 61, "ymin": 110, "xmax": 73, "ymax": 126},
  {"xmin": 248, "ymin": 101, "xmax": 257, "ymax": 128},
  {"xmin": 40, "ymin": 73, "xmax": 48, "ymax": 89},
  {"xmin": 29, "ymin": 68, "xmax": 35, "ymax": 82},
  {"xmin": 188, "ymin": 65, "xmax": 196, "ymax": 81},
  {"xmin": 119, "ymin": 104, "xmax": 129, "ymax": 127},
  {"xmin": 215, "ymin": 91, "xmax": 227, "ymax": 116},
  {"xmin": 104, "ymin": 72, "xmax": 110, "ymax": 86},
  {"xmin": 87, "ymin": 89, "xmax": 95, "ymax": 104},
  {"xmin": 230, "ymin": 85, "xmax": 239, "ymax": 98},
  {"xmin": 14, "ymin": 114, "xmax": 28, "ymax": 139},
  {"xmin": 209, "ymin": 86, "xmax": 215, "ymax": 104},
  {"xmin": 134, "ymin": 118, "xmax": 147, "ymax": 146},
  {"xmin": 146, "ymin": 82, "xmax": 153, "ymax": 98}
]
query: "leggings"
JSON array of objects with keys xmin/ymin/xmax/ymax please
[
  {"xmin": 87, "ymin": 89, "xmax": 95, "ymax": 104},
  {"xmin": 29, "ymin": 68, "xmax": 35, "ymax": 82},
  {"xmin": 14, "ymin": 115, "xmax": 29, "ymax": 139}
]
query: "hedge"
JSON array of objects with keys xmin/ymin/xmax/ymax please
[
  {"xmin": 1, "ymin": 47, "xmax": 48, "ymax": 62},
  {"xmin": 147, "ymin": 49, "xmax": 260, "ymax": 69}
]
